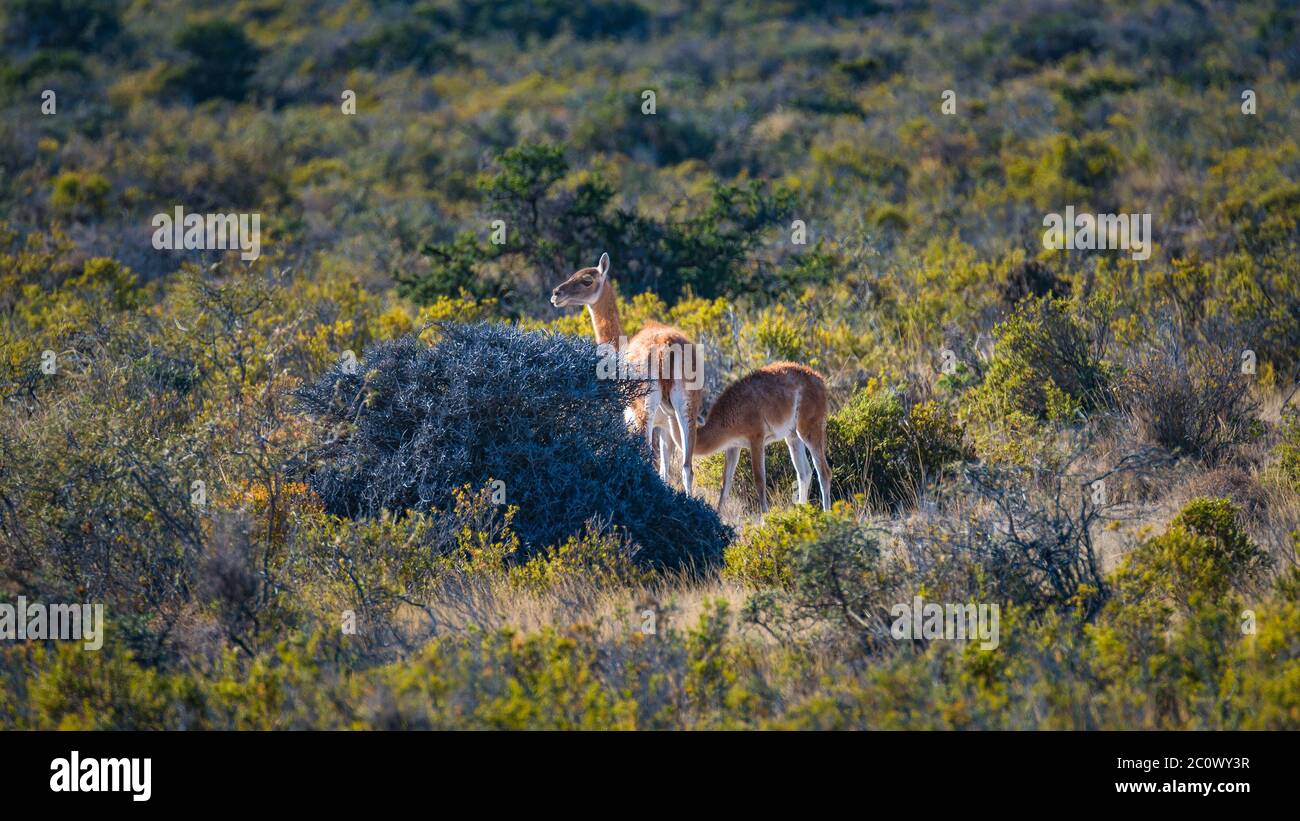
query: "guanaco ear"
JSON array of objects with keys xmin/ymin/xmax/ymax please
[{"xmin": 596, "ymin": 252, "xmax": 610, "ymax": 278}]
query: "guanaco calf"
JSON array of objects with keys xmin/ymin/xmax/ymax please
[
  {"xmin": 550, "ymin": 253, "xmax": 704, "ymax": 493},
  {"xmin": 694, "ymin": 362, "xmax": 831, "ymax": 513}
]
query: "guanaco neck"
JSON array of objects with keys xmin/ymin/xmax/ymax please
[{"xmin": 586, "ymin": 281, "xmax": 624, "ymax": 346}]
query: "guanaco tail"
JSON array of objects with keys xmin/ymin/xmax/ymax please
[{"xmin": 693, "ymin": 362, "xmax": 831, "ymax": 513}]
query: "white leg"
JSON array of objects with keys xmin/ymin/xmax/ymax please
[
  {"xmin": 817, "ymin": 450, "xmax": 831, "ymax": 510},
  {"xmin": 670, "ymin": 380, "xmax": 694, "ymax": 495},
  {"xmin": 719, "ymin": 447, "xmax": 739, "ymax": 511},
  {"xmin": 750, "ymin": 438, "xmax": 768, "ymax": 514},
  {"xmin": 643, "ymin": 391, "xmax": 661, "ymax": 467},
  {"xmin": 663, "ymin": 406, "xmax": 684, "ymax": 451},
  {"xmin": 657, "ymin": 426, "xmax": 672, "ymax": 481},
  {"xmin": 657, "ymin": 402, "xmax": 681, "ymax": 483},
  {"xmin": 816, "ymin": 448, "xmax": 832, "ymax": 510},
  {"xmin": 799, "ymin": 432, "xmax": 832, "ymax": 511},
  {"xmin": 786, "ymin": 435, "xmax": 812, "ymax": 504}
]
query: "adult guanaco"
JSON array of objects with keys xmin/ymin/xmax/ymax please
[
  {"xmin": 550, "ymin": 253, "xmax": 703, "ymax": 494},
  {"xmin": 694, "ymin": 362, "xmax": 831, "ymax": 513}
]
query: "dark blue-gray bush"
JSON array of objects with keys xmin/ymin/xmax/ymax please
[{"xmin": 293, "ymin": 322, "xmax": 731, "ymax": 569}]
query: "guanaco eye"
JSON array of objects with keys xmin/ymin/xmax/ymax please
[{"xmin": 582, "ymin": 277, "xmax": 593, "ymax": 286}]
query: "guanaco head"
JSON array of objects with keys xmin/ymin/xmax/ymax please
[{"xmin": 550, "ymin": 252, "xmax": 609, "ymax": 308}]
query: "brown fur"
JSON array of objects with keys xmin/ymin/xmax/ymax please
[
  {"xmin": 551, "ymin": 254, "xmax": 704, "ymax": 492},
  {"xmin": 695, "ymin": 362, "xmax": 831, "ymax": 513}
]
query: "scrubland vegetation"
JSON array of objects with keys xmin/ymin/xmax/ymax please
[{"xmin": 2, "ymin": 0, "xmax": 1299, "ymax": 729}]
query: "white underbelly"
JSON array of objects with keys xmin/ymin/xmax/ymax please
[
  {"xmin": 765, "ymin": 409, "xmax": 797, "ymax": 442},
  {"xmin": 717, "ymin": 423, "xmax": 791, "ymax": 453}
]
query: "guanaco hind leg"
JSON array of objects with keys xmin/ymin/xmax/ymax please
[
  {"xmin": 749, "ymin": 436, "xmax": 768, "ymax": 513},
  {"xmin": 786, "ymin": 434, "xmax": 812, "ymax": 504},
  {"xmin": 669, "ymin": 380, "xmax": 694, "ymax": 495},
  {"xmin": 798, "ymin": 428, "xmax": 831, "ymax": 511},
  {"xmin": 718, "ymin": 447, "xmax": 740, "ymax": 511}
]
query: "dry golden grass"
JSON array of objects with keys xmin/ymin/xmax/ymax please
[{"xmin": 393, "ymin": 571, "xmax": 753, "ymax": 641}]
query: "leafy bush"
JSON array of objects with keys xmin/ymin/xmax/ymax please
[
  {"xmin": 829, "ymin": 381, "xmax": 965, "ymax": 508},
  {"xmin": 398, "ymin": 143, "xmax": 795, "ymax": 305},
  {"xmin": 741, "ymin": 507, "xmax": 889, "ymax": 649},
  {"xmin": 1275, "ymin": 412, "xmax": 1300, "ymax": 488},
  {"xmin": 50, "ymin": 171, "xmax": 110, "ymax": 218},
  {"xmin": 749, "ymin": 305, "xmax": 809, "ymax": 362},
  {"xmin": 508, "ymin": 519, "xmax": 649, "ymax": 593},
  {"xmin": 346, "ymin": 17, "xmax": 463, "ymax": 72},
  {"xmin": 1090, "ymin": 498, "xmax": 1272, "ymax": 727},
  {"xmin": 963, "ymin": 297, "xmax": 1111, "ymax": 455},
  {"xmin": 1005, "ymin": 6, "xmax": 1102, "ymax": 68},
  {"xmin": 1111, "ymin": 497, "xmax": 1268, "ymax": 614},
  {"xmin": 1005, "ymin": 129, "xmax": 1126, "ymax": 208},
  {"xmin": 1052, "ymin": 64, "xmax": 1139, "ymax": 107},
  {"xmin": 293, "ymin": 322, "xmax": 732, "ymax": 568},
  {"xmin": 1001, "ymin": 258, "xmax": 1065, "ymax": 307},
  {"xmin": 724, "ymin": 503, "xmax": 854, "ymax": 588},
  {"xmin": 574, "ymin": 89, "xmax": 720, "ymax": 166},
  {"xmin": 1228, "ymin": 565, "xmax": 1300, "ymax": 729}
]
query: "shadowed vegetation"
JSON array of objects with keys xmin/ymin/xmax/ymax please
[{"xmin": 1, "ymin": 0, "xmax": 1298, "ymax": 729}]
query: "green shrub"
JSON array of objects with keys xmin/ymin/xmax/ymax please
[
  {"xmin": 829, "ymin": 381, "xmax": 965, "ymax": 508},
  {"xmin": 1052, "ymin": 64, "xmax": 1139, "ymax": 107},
  {"xmin": 1005, "ymin": 9, "xmax": 1102, "ymax": 68},
  {"xmin": 1118, "ymin": 497, "xmax": 1268, "ymax": 612},
  {"xmin": 0, "ymin": 639, "xmax": 199, "ymax": 730},
  {"xmin": 1223, "ymin": 180, "xmax": 1300, "ymax": 252},
  {"xmin": 963, "ymin": 297, "xmax": 1111, "ymax": 459},
  {"xmin": 1227, "ymin": 566, "xmax": 1300, "ymax": 729},
  {"xmin": 724, "ymin": 503, "xmax": 855, "ymax": 588},
  {"xmin": 347, "ymin": 17, "xmax": 463, "ymax": 71},
  {"xmin": 740, "ymin": 507, "xmax": 887, "ymax": 649},
  {"xmin": 1090, "ymin": 498, "xmax": 1272, "ymax": 728},
  {"xmin": 1275, "ymin": 413, "xmax": 1300, "ymax": 488},
  {"xmin": 508, "ymin": 519, "xmax": 650, "ymax": 593},
  {"xmin": 750, "ymin": 305, "xmax": 808, "ymax": 362},
  {"xmin": 397, "ymin": 143, "xmax": 794, "ymax": 305},
  {"xmin": 50, "ymin": 170, "xmax": 109, "ymax": 217}
]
